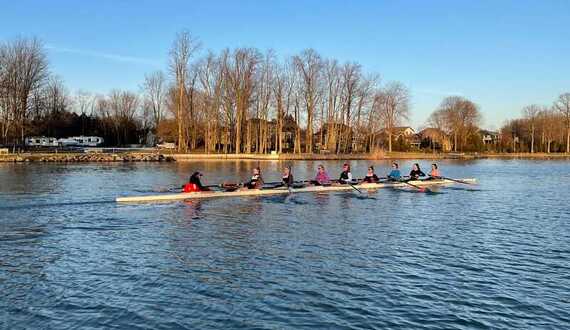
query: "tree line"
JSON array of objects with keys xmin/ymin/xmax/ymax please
[
  {"xmin": 0, "ymin": 33, "xmax": 411, "ymax": 152},
  {"xmin": 498, "ymin": 94, "xmax": 570, "ymax": 153},
  {"xmin": 0, "ymin": 38, "xmax": 152, "ymax": 146},
  {"xmin": 422, "ymin": 93, "xmax": 570, "ymax": 153},
  {"xmin": 162, "ymin": 31, "xmax": 413, "ymax": 154},
  {"xmin": 1, "ymin": 33, "xmax": 568, "ymax": 154}
]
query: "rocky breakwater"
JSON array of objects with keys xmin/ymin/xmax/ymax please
[{"xmin": 0, "ymin": 153, "xmax": 175, "ymax": 162}]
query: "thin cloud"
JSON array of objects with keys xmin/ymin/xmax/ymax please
[{"xmin": 46, "ymin": 45, "xmax": 162, "ymax": 67}]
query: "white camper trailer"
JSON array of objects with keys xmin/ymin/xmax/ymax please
[
  {"xmin": 25, "ymin": 137, "xmax": 59, "ymax": 147},
  {"xmin": 25, "ymin": 136, "xmax": 104, "ymax": 148}
]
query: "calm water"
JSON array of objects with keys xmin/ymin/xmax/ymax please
[{"xmin": 1, "ymin": 159, "xmax": 569, "ymax": 329}]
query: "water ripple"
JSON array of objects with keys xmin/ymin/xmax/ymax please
[{"xmin": 1, "ymin": 160, "xmax": 569, "ymax": 329}]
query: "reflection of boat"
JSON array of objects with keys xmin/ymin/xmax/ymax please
[{"xmin": 116, "ymin": 178, "xmax": 477, "ymax": 203}]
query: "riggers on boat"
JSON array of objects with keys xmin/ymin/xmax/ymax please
[{"xmin": 116, "ymin": 178, "xmax": 477, "ymax": 203}]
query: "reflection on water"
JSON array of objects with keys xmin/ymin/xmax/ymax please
[{"xmin": 1, "ymin": 160, "xmax": 569, "ymax": 329}]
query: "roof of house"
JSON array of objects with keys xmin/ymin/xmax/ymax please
[
  {"xmin": 375, "ymin": 126, "xmax": 415, "ymax": 136},
  {"xmin": 479, "ymin": 129, "xmax": 499, "ymax": 136},
  {"xmin": 394, "ymin": 126, "xmax": 415, "ymax": 133}
]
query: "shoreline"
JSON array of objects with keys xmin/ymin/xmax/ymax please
[{"xmin": 1, "ymin": 151, "xmax": 569, "ymax": 163}]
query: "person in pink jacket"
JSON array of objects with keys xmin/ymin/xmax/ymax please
[{"xmin": 313, "ymin": 164, "xmax": 331, "ymax": 185}]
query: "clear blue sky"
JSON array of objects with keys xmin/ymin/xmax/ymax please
[{"xmin": 1, "ymin": 0, "xmax": 569, "ymax": 129}]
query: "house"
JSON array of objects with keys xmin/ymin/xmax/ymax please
[
  {"xmin": 480, "ymin": 130, "xmax": 499, "ymax": 145},
  {"xmin": 418, "ymin": 128, "xmax": 452, "ymax": 152},
  {"xmin": 408, "ymin": 134, "xmax": 422, "ymax": 149},
  {"xmin": 373, "ymin": 127, "xmax": 416, "ymax": 140},
  {"xmin": 268, "ymin": 114, "xmax": 299, "ymax": 152},
  {"xmin": 372, "ymin": 126, "xmax": 418, "ymax": 151},
  {"xmin": 313, "ymin": 122, "xmax": 355, "ymax": 153},
  {"xmin": 395, "ymin": 126, "xmax": 416, "ymax": 137},
  {"xmin": 378, "ymin": 126, "xmax": 415, "ymax": 138}
]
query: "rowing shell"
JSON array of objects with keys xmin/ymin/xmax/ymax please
[{"xmin": 116, "ymin": 178, "xmax": 476, "ymax": 203}]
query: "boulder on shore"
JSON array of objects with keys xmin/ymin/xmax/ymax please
[{"xmin": 1, "ymin": 153, "xmax": 175, "ymax": 163}]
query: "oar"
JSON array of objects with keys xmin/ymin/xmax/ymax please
[
  {"xmin": 437, "ymin": 176, "xmax": 475, "ymax": 185},
  {"xmin": 401, "ymin": 179, "xmax": 431, "ymax": 193},
  {"xmin": 348, "ymin": 181, "xmax": 362, "ymax": 194},
  {"xmin": 334, "ymin": 178, "xmax": 362, "ymax": 193}
]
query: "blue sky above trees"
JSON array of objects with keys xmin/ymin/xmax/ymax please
[{"xmin": 1, "ymin": 0, "xmax": 568, "ymax": 129}]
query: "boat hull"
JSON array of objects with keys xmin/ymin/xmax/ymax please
[{"xmin": 116, "ymin": 178, "xmax": 476, "ymax": 203}]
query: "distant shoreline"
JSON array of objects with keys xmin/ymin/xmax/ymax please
[{"xmin": 1, "ymin": 151, "xmax": 569, "ymax": 163}]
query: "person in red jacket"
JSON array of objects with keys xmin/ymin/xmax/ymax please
[{"xmin": 183, "ymin": 172, "xmax": 210, "ymax": 192}]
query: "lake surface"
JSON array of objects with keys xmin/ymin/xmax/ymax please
[{"xmin": 1, "ymin": 159, "xmax": 569, "ymax": 329}]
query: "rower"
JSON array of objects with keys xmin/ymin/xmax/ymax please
[
  {"xmin": 362, "ymin": 166, "xmax": 380, "ymax": 183},
  {"xmin": 429, "ymin": 163, "xmax": 440, "ymax": 179},
  {"xmin": 387, "ymin": 162, "xmax": 401, "ymax": 181},
  {"xmin": 338, "ymin": 163, "xmax": 353, "ymax": 184},
  {"xmin": 282, "ymin": 166, "xmax": 294, "ymax": 187},
  {"xmin": 183, "ymin": 171, "xmax": 210, "ymax": 192},
  {"xmin": 409, "ymin": 163, "xmax": 426, "ymax": 181},
  {"xmin": 313, "ymin": 164, "xmax": 331, "ymax": 185},
  {"xmin": 245, "ymin": 167, "xmax": 264, "ymax": 189}
]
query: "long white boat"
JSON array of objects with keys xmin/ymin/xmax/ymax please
[{"xmin": 116, "ymin": 178, "xmax": 476, "ymax": 203}]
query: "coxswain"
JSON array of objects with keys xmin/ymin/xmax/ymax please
[
  {"xmin": 338, "ymin": 163, "xmax": 353, "ymax": 184},
  {"xmin": 387, "ymin": 162, "xmax": 401, "ymax": 181},
  {"xmin": 183, "ymin": 171, "xmax": 210, "ymax": 192},
  {"xmin": 429, "ymin": 163, "xmax": 440, "ymax": 179},
  {"xmin": 282, "ymin": 166, "xmax": 294, "ymax": 186},
  {"xmin": 313, "ymin": 164, "xmax": 331, "ymax": 185},
  {"xmin": 362, "ymin": 166, "xmax": 380, "ymax": 183},
  {"xmin": 409, "ymin": 163, "xmax": 426, "ymax": 181},
  {"xmin": 245, "ymin": 167, "xmax": 264, "ymax": 189}
]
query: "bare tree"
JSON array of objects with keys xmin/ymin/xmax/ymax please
[
  {"xmin": 322, "ymin": 59, "xmax": 341, "ymax": 152},
  {"xmin": 169, "ymin": 31, "xmax": 200, "ymax": 152},
  {"xmin": 255, "ymin": 50, "xmax": 275, "ymax": 153},
  {"xmin": 273, "ymin": 61, "xmax": 295, "ymax": 153},
  {"xmin": 0, "ymin": 47, "xmax": 9, "ymax": 143},
  {"xmin": 293, "ymin": 49, "xmax": 322, "ymax": 153},
  {"xmin": 108, "ymin": 90, "xmax": 139, "ymax": 145},
  {"xmin": 427, "ymin": 107, "xmax": 452, "ymax": 151},
  {"xmin": 0, "ymin": 37, "xmax": 49, "ymax": 144},
  {"xmin": 74, "ymin": 90, "xmax": 95, "ymax": 135},
  {"xmin": 44, "ymin": 76, "xmax": 70, "ymax": 116},
  {"xmin": 522, "ymin": 104, "xmax": 542, "ymax": 153},
  {"xmin": 435, "ymin": 96, "xmax": 481, "ymax": 152},
  {"xmin": 196, "ymin": 51, "xmax": 224, "ymax": 153},
  {"xmin": 553, "ymin": 93, "xmax": 570, "ymax": 153},
  {"xmin": 374, "ymin": 82, "xmax": 410, "ymax": 152},
  {"xmin": 224, "ymin": 48, "xmax": 260, "ymax": 153},
  {"xmin": 338, "ymin": 62, "xmax": 361, "ymax": 153},
  {"xmin": 540, "ymin": 109, "xmax": 561, "ymax": 153},
  {"xmin": 142, "ymin": 71, "xmax": 166, "ymax": 132},
  {"xmin": 353, "ymin": 73, "xmax": 379, "ymax": 152},
  {"xmin": 75, "ymin": 90, "xmax": 95, "ymax": 115}
]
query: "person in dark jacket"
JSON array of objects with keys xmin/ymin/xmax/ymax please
[
  {"xmin": 282, "ymin": 166, "xmax": 294, "ymax": 186},
  {"xmin": 362, "ymin": 166, "xmax": 380, "ymax": 183},
  {"xmin": 245, "ymin": 167, "xmax": 264, "ymax": 189},
  {"xmin": 409, "ymin": 163, "xmax": 426, "ymax": 180}
]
